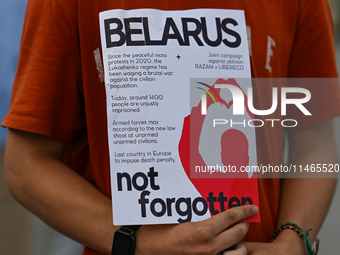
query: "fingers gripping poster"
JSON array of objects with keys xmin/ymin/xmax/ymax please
[{"xmin": 99, "ymin": 9, "xmax": 260, "ymax": 225}]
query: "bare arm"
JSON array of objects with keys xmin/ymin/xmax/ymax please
[
  {"xmin": 5, "ymin": 128, "xmax": 116, "ymax": 254},
  {"xmin": 5, "ymin": 128, "xmax": 258, "ymax": 255},
  {"xmin": 275, "ymin": 119, "xmax": 338, "ymax": 251},
  {"xmin": 244, "ymin": 119, "xmax": 338, "ymax": 254}
]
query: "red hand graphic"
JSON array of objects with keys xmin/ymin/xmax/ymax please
[{"xmin": 178, "ymin": 78, "xmax": 260, "ymax": 222}]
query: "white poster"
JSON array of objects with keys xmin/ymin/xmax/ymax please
[{"xmin": 99, "ymin": 8, "xmax": 258, "ymax": 225}]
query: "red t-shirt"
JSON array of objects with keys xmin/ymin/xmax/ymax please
[{"xmin": 2, "ymin": 0, "xmax": 340, "ymax": 254}]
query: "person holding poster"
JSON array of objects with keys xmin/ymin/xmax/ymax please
[{"xmin": 2, "ymin": 0, "xmax": 340, "ymax": 254}]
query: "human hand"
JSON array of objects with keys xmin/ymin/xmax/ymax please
[
  {"xmin": 242, "ymin": 242, "xmax": 288, "ymax": 255},
  {"xmin": 135, "ymin": 205, "xmax": 258, "ymax": 255},
  {"xmin": 223, "ymin": 243, "xmax": 247, "ymax": 255},
  {"xmin": 242, "ymin": 229, "xmax": 306, "ymax": 255}
]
